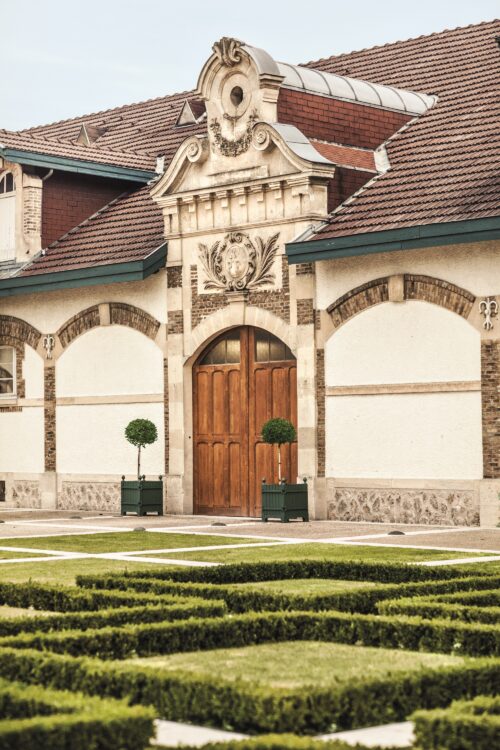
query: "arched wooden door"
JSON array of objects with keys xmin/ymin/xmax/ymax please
[{"xmin": 193, "ymin": 326, "xmax": 297, "ymax": 516}]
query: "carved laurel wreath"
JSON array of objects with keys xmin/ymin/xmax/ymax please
[
  {"xmin": 198, "ymin": 231, "xmax": 280, "ymax": 292},
  {"xmin": 209, "ymin": 111, "xmax": 258, "ymax": 157}
]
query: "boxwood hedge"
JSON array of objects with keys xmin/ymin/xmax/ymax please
[
  {"xmin": 413, "ymin": 695, "xmax": 500, "ymax": 750},
  {"xmin": 0, "ymin": 677, "xmax": 154, "ymax": 750},
  {"xmin": 0, "ymin": 648, "xmax": 498, "ymax": 734}
]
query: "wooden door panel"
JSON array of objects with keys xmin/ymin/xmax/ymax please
[
  {"xmin": 228, "ymin": 369, "xmax": 242, "ymax": 435},
  {"xmin": 194, "ymin": 326, "xmax": 297, "ymax": 517},
  {"xmin": 229, "ymin": 442, "xmax": 242, "ymax": 507},
  {"xmin": 212, "ymin": 371, "xmax": 227, "ymax": 435}
]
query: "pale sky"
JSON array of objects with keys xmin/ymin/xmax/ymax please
[{"xmin": 1, "ymin": 0, "xmax": 498, "ymax": 130}]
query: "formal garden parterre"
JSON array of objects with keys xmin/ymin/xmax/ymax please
[{"xmin": 0, "ymin": 555, "xmax": 499, "ymax": 749}]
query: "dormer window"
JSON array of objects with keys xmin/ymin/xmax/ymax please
[
  {"xmin": 0, "ymin": 347, "xmax": 15, "ymax": 395},
  {"xmin": 0, "ymin": 172, "xmax": 16, "ymax": 261}
]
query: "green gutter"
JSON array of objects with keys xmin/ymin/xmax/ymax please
[
  {"xmin": 286, "ymin": 217, "xmax": 500, "ymax": 263},
  {"xmin": 0, "ymin": 243, "xmax": 167, "ymax": 298},
  {"xmin": 0, "ymin": 148, "xmax": 155, "ymax": 183}
]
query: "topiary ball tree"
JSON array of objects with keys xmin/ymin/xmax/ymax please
[
  {"xmin": 261, "ymin": 417, "xmax": 296, "ymax": 483},
  {"xmin": 125, "ymin": 418, "xmax": 158, "ymax": 479}
]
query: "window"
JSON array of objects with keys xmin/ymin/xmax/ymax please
[
  {"xmin": 200, "ymin": 331, "xmax": 241, "ymax": 365},
  {"xmin": 0, "ymin": 173, "xmax": 15, "ymax": 194},
  {"xmin": 255, "ymin": 330, "xmax": 294, "ymax": 362},
  {"xmin": 0, "ymin": 347, "xmax": 15, "ymax": 395},
  {"xmin": 0, "ymin": 172, "xmax": 16, "ymax": 261}
]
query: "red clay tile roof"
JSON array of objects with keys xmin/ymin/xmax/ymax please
[
  {"xmin": 10, "ymin": 91, "xmax": 205, "ymax": 171},
  {"xmin": 18, "ymin": 185, "xmax": 164, "ymax": 277},
  {"xmin": 8, "ymin": 20, "xmax": 499, "ymax": 279},
  {"xmin": 310, "ymin": 140, "xmax": 377, "ymax": 172},
  {"xmin": 305, "ymin": 19, "xmax": 500, "ymax": 239},
  {"xmin": 0, "ymin": 129, "xmax": 155, "ymax": 172}
]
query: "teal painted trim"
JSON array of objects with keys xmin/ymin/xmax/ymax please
[
  {"xmin": 0, "ymin": 148, "xmax": 155, "ymax": 183},
  {"xmin": 286, "ymin": 217, "xmax": 500, "ymax": 263},
  {"xmin": 0, "ymin": 244, "xmax": 167, "ymax": 298}
]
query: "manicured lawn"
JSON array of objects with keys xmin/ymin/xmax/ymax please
[
  {"xmin": 155, "ymin": 543, "xmax": 487, "ymax": 564},
  {"xmin": 129, "ymin": 641, "xmax": 466, "ymax": 689},
  {"xmin": 0, "ymin": 550, "xmax": 50, "ymax": 560},
  {"xmin": 236, "ymin": 578, "xmax": 381, "ymax": 595},
  {"xmin": 0, "ymin": 558, "xmax": 181, "ymax": 585},
  {"xmin": 0, "ymin": 531, "xmax": 263, "ymax": 554}
]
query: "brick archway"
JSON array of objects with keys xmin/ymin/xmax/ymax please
[
  {"xmin": 56, "ymin": 303, "xmax": 161, "ymax": 349},
  {"xmin": 327, "ymin": 274, "xmax": 475, "ymax": 329},
  {"xmin": 0, "ymin": 315, "xmax": 42, "ymax": 409}
]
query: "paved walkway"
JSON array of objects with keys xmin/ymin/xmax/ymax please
[{"xmin": 153, "ymin": 719, "xmax": 414, "ymax": 748}]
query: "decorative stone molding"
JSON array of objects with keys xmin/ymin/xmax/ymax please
[
  {"xmin": 109, "ymin": 303, "xmax": 160, "ymax": 341},
  {"xmin": 479, "ymin": 297, "xmax": 498, "ymax": 330},
  {"xmin": 57, "ymin": 306, "xmax": 100, "ymax": 348},
  {"xmin": 212, "ymin": 36, "xmax": 244, "ymax": 67},
  {"xmin": 327, "ymin": 274, "xmax": 476, "ymax": 328},
  {"xmin": 481, "ymin": 339, "xmax": 500, "ymax": 478},
  {"xmin": 198, "ymin": 231, "xmax": 279, "ymax": 292},
  {"xmin": 42, "ymin": 334, "xmax": 55, "ymax": 360},
  {"xmin": 327, "ymin": 485, "xmax": 479, "ymax": 526},
  {"xmin": 209, "ymin": 111, "xmax": 259, "ymax": 157}
]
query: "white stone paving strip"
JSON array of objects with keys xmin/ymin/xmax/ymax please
[
  {"xmin": 416, "ymin": 554, "xmax": 500, "ymax": 566},
  {"xmin": 153, "ymin": 720, "xmax": 415, "ymax": 748},
  {"xmin": 154, "ymin": 720, "xmax": 247, "ymax": 746},
  {"xmin": 320, "ymin": 721, "xmax": 415, "ymax": 748},
  {"xmin": 326, "ymin": 540, "xmax": 500, "ymax": 554}
]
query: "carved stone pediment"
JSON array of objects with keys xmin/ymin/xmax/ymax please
[
  {"xmin": 212, "ymin": 37, "xmax": 244, "ymax": 67},
  {"xmin": 198, "ymin": 231, "xmax": 280, "ymax": 292}
]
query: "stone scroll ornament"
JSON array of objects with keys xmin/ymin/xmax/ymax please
[
  {"xmin": 198, "ymin": 231, "xmax": 280, "ymax": 292},
  {"xmin": 212, "ymin": 37, "xmax": 244, "ymax": 67},
  {"xmin": 210, "ymin": 111, "xmax": 258, "ymax": 157}
]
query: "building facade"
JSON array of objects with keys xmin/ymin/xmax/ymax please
[{"xmin": 0, "ymin": 23, "xmax": 499, "ymax": 524}]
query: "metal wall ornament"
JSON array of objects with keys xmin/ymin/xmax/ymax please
[
  {"xmin": 209, "ymin": 111, "xmax": 258, "ymax": 157},
  {"xmin": 198, "ymin": 231, "xmax": 280, "ymax": 292},
  {"xmin": 479, "ymin": 297, "xmax": 498, "ymax": 330}
]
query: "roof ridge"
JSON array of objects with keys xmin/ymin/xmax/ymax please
[
  {"xmin": 302, "ymin": 18, "xmax": 500, "ymax": 68},
  {"xmin": 16, "ymin": 88, "xmax": 198, "ymax": 135}
]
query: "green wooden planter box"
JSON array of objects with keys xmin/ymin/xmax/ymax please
[
  {"xmin": 261, "ymin": 479, "xmax": 309, "ymax": 523},
  {"xmin": 121, "ymin": 476, "xmax": 163, "ymax": 516}
]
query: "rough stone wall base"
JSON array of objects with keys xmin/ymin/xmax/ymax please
[
  {"xmin": 326, "ymin": 480, "xmax": 480, "ymax": 526},
  {"xmin": 57, "ymin": 482, "xmax": 120, "ymax": 512}
]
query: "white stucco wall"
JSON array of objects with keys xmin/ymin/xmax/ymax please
[
  {"xmin": 316, "ymin": 240, "xmax": 500, "ymax": 309},
  {"xmin": 55, "ymin": 324, "xmax": 165, "ymax": 476},
  {"xmin": 325, "ymin": 301, "xmax": 480, "ymax": 386},
  {"xmin": 326, "ymin": 392, "xmax": 483, "ymax": 479},
  {"xmin": 56, "ymin": 326, "xmax": 164, "ymax": 397},
  {"xmin": 324, "ymin": 301, "xmax": 483, "ymax": 480},
  {"xmin": 23, "ymin": 345, "xmax": 44, "ymax": 399},
  {"xmin": 0, "ymin": 408, "xmax": 44, "ymax": 473},
  {"xmin": 0, "ymin": 272, "xmax": 167, "ymax": 334},
  {"xmin": 57, "ymin": 403, "xmax": 164, "ymax": 476}
]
